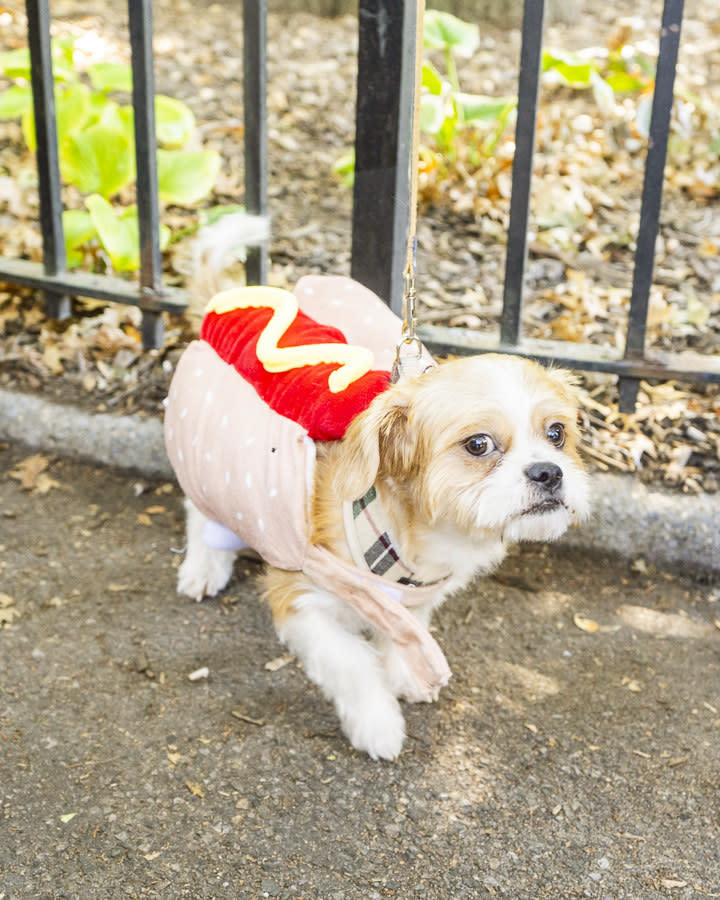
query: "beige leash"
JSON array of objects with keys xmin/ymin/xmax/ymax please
[{"xmin": 393, "ymin": 0, "xmax": 428, "ymax": 382}]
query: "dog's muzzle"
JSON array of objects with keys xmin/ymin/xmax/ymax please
[{"xmin": 523, "ymin": 462, "xmax": 565, "ymax": 515}]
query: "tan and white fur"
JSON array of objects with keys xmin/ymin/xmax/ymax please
[{"xmin": 178, "ymin": 353, "xmax": 590, "ymax": 760}]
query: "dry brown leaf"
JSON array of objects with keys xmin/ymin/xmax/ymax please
[
  {"xmin": 9, "ymin": 454, "xmax": 51, "ymax": 491},
  {"xmin": 137, "ymin": 513, "xmax": 153, "ymax": 526},
  {"xmin": 0, "ymin": 594, "xmax": 19, "ymax": 625},
  {"xmin": 573, "ymin": 613, "xmax": 599, "ymax": 633},
  {"xmin": 185, "ymin": 781, "xmax": 205, "ymax": 798},
  {"xmin": 41, "ymin": 344, "xmax": 64, "ymax": 375},
  {"xmin": 33, "ymin": 472, "xmax": 60, "ymax": 495},
  {"xmin": 144, "ymin": 505, "xmax": 166, "ymax": 515},
  {"xmin": 264, "ymin": 653, "xmax": 294, "ymax": 672}
]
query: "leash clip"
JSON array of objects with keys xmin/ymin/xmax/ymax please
[
  {"xmin": 392, "ymin": 335, "xmax": 426, "ymax": 383},
  {"xmin": 392, "ymin": 263, "xmax": 428, "ymax": 383}
]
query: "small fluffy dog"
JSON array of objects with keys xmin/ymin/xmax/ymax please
[{"xmin": 175, "ymin": 349, "xmax": 590, "ymax": 760}]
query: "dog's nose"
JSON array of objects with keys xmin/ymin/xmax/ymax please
[{"xmin": 525, "ymin": 462, "xmax": 563, "ymax": 492}]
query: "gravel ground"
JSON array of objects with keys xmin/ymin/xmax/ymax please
[{"xmin": 1, "ymin": 444, "xmax": 719, "ymax": 899}]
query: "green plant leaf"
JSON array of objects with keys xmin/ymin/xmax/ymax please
[
  {"xmin": 57, "ymin": 82, "xmax": 91, "ymax": 141},
  {"xmin": 422, "ymin": 61, "xmax": 445, "ymax": 96},
  {"xmin": 96, "ymin": 98, "xmax": 126, "ymax": 132},
  {"xmin": 119, "ymin": 205, "xmax": 171, "ymax": 251},
  {"xmin": 21, "ymin": 108, "xmax": 35, "ymax": 152},
  {"xmin": 63, "ymin": 209, "xmax": 97, "ymax": 247},
  {"xmin": 423, "ymin": 10, "xmax": 479, "ymax": 59},
  {"xmin": 85, "ymin": 197, "xmax": 169, "ymax": 271},
  {"xmin": 155, "ymin": 95, "xmax": 196, "ymax": 148},
  {"xmin": 157, "ymin": 149, "xmax": 221, "ymax": 205},
  {"xmin": 455, "ymin": 93, "xmax": 517, "ymax": 123},
  {"xmin": 604, "ymin": 70, "xmax": 646, "ymax": 93},
  {"xmin": 0, "ymin": 48, "xmax": 31, "ymax": 80},
  {"xmin": 86, "ymin": 90, "xmax": 112, "ymax": 127},
  {"xmin": 0, "ymin": 85, "xmax": 33, "ymax": 119},
  {"xmin": 332, "ymin": 150, "xmax": 355, "ymax": 188},
  {"xmin": 420, "ymin": 92, "xmax": 449, "ymax": 135},
  {"xmin": 62, "ymin": 209, "xmax": 98, "ymax": 268},
  {"xmin": 53, "ymin": 36, "xmax": 75, "ymax": 70},
  {"xmin": 20, "ymin": 82, "xmax": 92, "ymax": 152},
  {"xmin": 542, "ymin": 49, "xmax": 597, "ymax": 85},
  {"xmin": 0, "ymin": 39, "xmax": 73, "ymax": 82},
  {"xmin": 435, "ymin": 113, "xmax": 457, "ymax": 153},
  {"xmin": 87, "ymin": 62, "xmax": 133, "ymax": 93},
  {"xmin": 85, "ymin": 194, "xmax": 139, "ymax": 271},
  {"xmin": 60, "ymin": 124, "xmax": 133, "ymax": 197}
]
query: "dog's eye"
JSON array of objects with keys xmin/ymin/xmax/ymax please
[
  {"xmin": 462, "ymin": 434, "xmax": 495, "ymax": 457},
  {"xmin": 546, "ymin": 423, "xmax": 566, "ymax": 448}
]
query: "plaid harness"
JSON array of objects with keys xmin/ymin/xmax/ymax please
[{"xmin": 344, "ymin": 486, "xmax": 450, "ymax": 589}]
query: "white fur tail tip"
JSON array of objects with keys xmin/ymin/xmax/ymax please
[{"xmin": 194, "ymin": 211, "xmax": 270, "ymax": 275}]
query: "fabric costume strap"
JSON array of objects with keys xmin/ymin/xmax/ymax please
[{"xmin": 302, "ymin": 545, "xmax": 451, "ymax": 696}]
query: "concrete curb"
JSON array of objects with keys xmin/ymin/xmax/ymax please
[
  {"xmin": 0, "ymin": 388, "xmax": 172, "ymax": 479},
  {"xmin": 1, "ymin": 388, "xmax": 717, "ymax": 577}
]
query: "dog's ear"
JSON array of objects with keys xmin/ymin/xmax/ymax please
[
  {"xmin": 335, "ymin": 384, "xmax": 415, "ymax": 500},
  {"xmin": 544, "ymin": 365, "xmax": 581, "ymax": 401}
]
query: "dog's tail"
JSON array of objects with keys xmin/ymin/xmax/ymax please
[{"xmin": 190, "ymin": 211, "xmax": 270, "ymax": 316}]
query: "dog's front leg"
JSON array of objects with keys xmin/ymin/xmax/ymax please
[
  {"xmin": 377, "ymin": 601, "xmax": 442, "ymax": 703},
  {"xmin": 275, "ymin": 592, "xmax": 406, "ymax": 760},
  {"xmin": 177, "ymin": 499, "xmax": 236, "ymax": 601}
]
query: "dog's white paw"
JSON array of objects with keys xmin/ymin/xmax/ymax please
[
  {"xmin": 177, "ymin": 552, "xmax": 234, "ymax": 601},
  {"xmin": 341, "ymin": 695, "xmax": 406, "ymax": 761}
]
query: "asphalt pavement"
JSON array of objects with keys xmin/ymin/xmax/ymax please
[{"xmin": 0, "ymin": 393, "xmax": 719, "ymax": 899}]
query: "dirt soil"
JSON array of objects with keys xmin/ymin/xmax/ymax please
[{"xmin": 1, "ymin": 444, "xmax": 719, "ymax": 899}]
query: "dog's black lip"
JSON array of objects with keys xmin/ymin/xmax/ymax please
[{"xmin": 522, "ymin": 498, "xmax": 564, "ymax": 515}]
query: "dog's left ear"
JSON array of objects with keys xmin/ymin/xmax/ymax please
[
  {"xmin": 336, "ymin": 383, "xmax": 415, "ymax": 500},
  {"xmin": 545, "ymin": 365, "xmax": 581, "ymax": 401}
]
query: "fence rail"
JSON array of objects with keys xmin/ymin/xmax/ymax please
[{"xmin": 0, "ymin": 0, "xmax": 717, "ymax": 412}]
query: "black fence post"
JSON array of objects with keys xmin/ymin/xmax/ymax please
[
  {"xmin": 500, "ymin": 0, "xmax": 545, "ymax": 347},
  {"xmin": 618, "ymin": 0, "xmax": 684, "ymax": 412},
  {"xmin": 25, "ymin": 0, "xmax": 70, "ymax": 321},
  {"xmin": 351, "ymin": 0, "xmax": 416, "ymax": 313},
  {"xmin": 128, "ymin": 0, "xmax": 164, "ymax": 349}
]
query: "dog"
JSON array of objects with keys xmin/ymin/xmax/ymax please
[{"xmin": 173, "ymin": 332, "xmax": 590, "ymax": 760}]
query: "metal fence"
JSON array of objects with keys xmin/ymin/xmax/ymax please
[
  {"xmin": 1, "ymin": 0, "xmax": 718, "ymax": 412},
  {"xmin": 0, "ymin": 0, "xmax": 268, "ymax": 349},
  {"xmin": 352, "ymin": 0, "xmax": 720, "ymax": 412}
]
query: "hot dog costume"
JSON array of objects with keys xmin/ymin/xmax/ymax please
[{"xmin": 164, "ymin": 275, "xmax": 451, "ymax": 697}]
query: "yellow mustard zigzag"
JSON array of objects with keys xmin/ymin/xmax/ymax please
[{"xmin": 206, "ymin": 286, "xmax": 374, "ymax": 394}]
